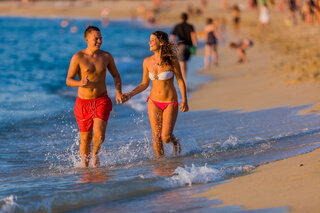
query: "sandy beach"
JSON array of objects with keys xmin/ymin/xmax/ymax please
[{"xmin": 2, "ymin": 0, "xmax": 320, "ymax": 212}]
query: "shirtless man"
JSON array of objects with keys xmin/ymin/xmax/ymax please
[{"xmin": 66, "ymin": 26, "xmax": 122, "ymax": 167}]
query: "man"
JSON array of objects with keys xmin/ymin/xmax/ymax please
[
  {"xmin": 66, "ymin": 26, "xmax": 122, "ymax": 167},
  {"xmin": 170, "ymin": 13, "xmax": 197, "ymax": 89},
  {"xmin": 230, "ymin": 38, "xmax": 254, "ymax": 63}
]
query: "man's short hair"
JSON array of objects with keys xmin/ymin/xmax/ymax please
[
  {"xmin": 181, "ymin": 13, "xmax": 188, "ymax": 22},
  {"xmin": 84, "ymin": 26, "xmax": 101, "ymax": 38}
]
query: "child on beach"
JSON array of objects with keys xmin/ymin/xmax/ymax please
[
  {"xmin": 122, "ymin": 31, "xmax": 189, "ymax": 158},
  {"xmin": 66, "ymin": 26, "xmax": 123, "ymax": 167},
  {"xmin": 204, "ymin": 17, "xmax": 223, "ymax": 69},
  {"xmin": 230, "ymin": 38, "xmax": 254, "ymax": 63}
]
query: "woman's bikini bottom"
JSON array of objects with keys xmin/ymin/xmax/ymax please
[{"xmin": 147, "ymin": 97, "xmax": 178, "ymax": 111}]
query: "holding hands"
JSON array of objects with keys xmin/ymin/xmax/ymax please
[{"xmin": 120, "ymin": 93, "xmax": 131, "ymax": 103}]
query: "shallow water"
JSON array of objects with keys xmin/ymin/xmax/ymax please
[{"xmin": 1, "ymin": 17, "xmax": 320, "ymax": 213}]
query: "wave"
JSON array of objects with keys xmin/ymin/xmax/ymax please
[
  {"xmin": 0, "ymin": 195, "xmax": 18, "ymax": 213},
  {"xmin": 166, "ymin": 164, "xmax": 254, "ymax": 187}
]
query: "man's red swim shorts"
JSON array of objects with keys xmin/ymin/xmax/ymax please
[{"xmin": 74, "ymin": 95, "xmax": 112, "ymax": 132}]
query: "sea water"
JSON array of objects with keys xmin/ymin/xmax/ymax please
[{"xmin": 0, "ymin": 17, "xmax": 319, "ymax": 213}]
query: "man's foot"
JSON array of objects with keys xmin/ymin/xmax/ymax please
[{"xmin": 92, "ymin": 155, "xmax": 100, "ymax": 167}]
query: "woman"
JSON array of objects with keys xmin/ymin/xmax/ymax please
[
  {"xmin": 122, "ymin": 31, "xmax": 189, "ymax": 158},
  {"xmin": 204, "ymin": 17, "xmax": 222, "ymax": 69}
]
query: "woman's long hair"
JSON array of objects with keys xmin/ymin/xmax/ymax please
[{"xmin": 152, "ymin": 31, "xmax": 177, "ymax": 67}]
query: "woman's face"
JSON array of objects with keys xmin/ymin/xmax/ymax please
[{"xmin": 149, "ymin": 34, "xmax": 161, "ymax": 52}]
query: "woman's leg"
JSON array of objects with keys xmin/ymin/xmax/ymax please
[
  {"xmin": 161, "ymin": 103, "xmax": 180, "ymax": 155},
  {"xmin": 148, "ymin": 99, "xmax": 164, "ymax": 158}
]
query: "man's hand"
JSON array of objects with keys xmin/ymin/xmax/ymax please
[
  {"xmin": 180, "ymin": 101, "xmax": 189, "ymax": 112},
  {"xmin": 80, "ymin": 75, "xmax": 89, "ymax": 87},
  {"xmin": 116, "ymin": 92, "xmax": 123, "ymax": 104}
]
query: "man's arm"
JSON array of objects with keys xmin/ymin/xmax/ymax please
[
  {"xmin": 66, "ymin": 54, "xmax": 88, "ymax": 87},
  {"xmin": 107, "ymin": 54, "xmax": 123, "ymax": 104},
  {"xmin": 191, "ymin": 31, "xmax": 197, "ymax": 47},
  {"xmin": 170, "ymin": 34, "xmax": 175, "ymax": 43}
]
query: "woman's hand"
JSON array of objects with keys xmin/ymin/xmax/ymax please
[
  {"xmin": 121, "ymin": 93, "xmax": 131, "ymax": 103},
  {"xmin": 180, "ymin": 101, "xmax": 189, "ymax": 112}
]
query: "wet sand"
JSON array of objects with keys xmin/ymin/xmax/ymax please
[{"xmin": 2, "ymin": 0, "xmax": 320, "ymax": 212}]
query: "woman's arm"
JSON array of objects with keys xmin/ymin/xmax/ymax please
[
  {"xmin": 173, "ymin": 59, "xmax": 189, "ymax": 112},
  {"xmin": 124, "ymin": 59, "xmax": 150, "ymax": 101}
]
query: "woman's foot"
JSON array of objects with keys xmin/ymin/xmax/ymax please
[
  {"xmin": 171, "ymin": 136, "xmax": 181, "ymax": 156},
  {"xmin": 92, "ymin": 155, "xmax": 100, "ymax": 167}
]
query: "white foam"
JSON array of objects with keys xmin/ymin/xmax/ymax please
[
  {"xmin": 0, "ymin": 195, "xmax": 18, "ymax": 213},
  {"xmin": 167, "ymin": 164, "xmax": 255, "ymax": 187}
]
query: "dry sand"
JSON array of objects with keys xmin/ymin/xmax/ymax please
[
  {"xmin": 1, "ymin": 1, "xmax": 320, "ymax": 212},
  {"xmin": 193, "ymin": 148, "xmax": 320, "ymax": 213}
]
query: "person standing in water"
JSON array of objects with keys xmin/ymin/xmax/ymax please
[
  {"xmin": 122, "ymin": 31, "xmax": 188, "ymax": 158},
  {"xmin": 170, "ymin": 13, "xmax": 197, "ymax": 89},
  {"xmin": 204, "ymin": 17, "xmax": 223, "ymax": 69},
  {"xmin": 66, "ymin": 26, "xmax": 123, "ymax": 167}
]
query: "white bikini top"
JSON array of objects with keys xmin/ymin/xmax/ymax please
[{"xmin": 149, "ymin": 71, "xmax": 174, "ymax": 81}]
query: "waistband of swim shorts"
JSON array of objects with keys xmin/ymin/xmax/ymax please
[{"xmin": 76, "ymin": 94, "xmax": 110, "ymax": 103}]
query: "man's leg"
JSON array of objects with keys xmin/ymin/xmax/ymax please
[
  {"xmin": 92, "ymin": 118, "xmax": 107, "ymax": 167},
  {"xmin": 80, "ymin": 130, "xmax": 93, "ymax": 167},
  {"xmin": 179, "ymin": 61, "xmax": 188, "ymax": 89}
]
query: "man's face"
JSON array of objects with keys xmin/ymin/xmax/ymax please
[{"xmin": 85, "ymin": 30, "xmax": 102, "ymax": 50}]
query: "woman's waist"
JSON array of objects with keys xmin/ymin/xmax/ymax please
[{"xmin": 149, "ymin": 90, "xmax": 177, "ymax": 102}]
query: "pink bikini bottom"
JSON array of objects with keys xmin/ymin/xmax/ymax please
[{"xmin": 147, "ymin": 97, "xmax": 178, "ymax": 111}]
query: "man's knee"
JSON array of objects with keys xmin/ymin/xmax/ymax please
[
  {"xmin": 94, "ymin": 133, "xmax": 105, "ymax": 144},
  {"xmin": 80, "ymin": 132, "xmax": 92, "ymax": 142}
]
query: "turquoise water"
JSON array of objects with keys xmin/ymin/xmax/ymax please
[{"xmin": 0, "ymin": 17, "xmax": 319, "ymax": 213}]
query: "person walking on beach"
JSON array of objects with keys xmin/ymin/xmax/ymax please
[
  {"xmin": 232, "ymin": 5, "xmax": 241, "ymax": 34},
  {"xmin": 230, "ymin": 38, "xmax": 254, "ymax": 63},
  {"xmin": 204, "ymin": 17, "xmax": 223, "ymax": 69},
  {"xmin": 66, "ymin": 26, "xmax": 123, "ymax": 167},
  {"xmin": 258, "ymin": 3, "xmax": 271, "ymax": 30},
  {"xmin": 170, "ymin": 13, "xmax": 197, "ymax": 89},
  {"xmin": 122, "ymin": 31, "xmax": 188, "ymax": 158}
]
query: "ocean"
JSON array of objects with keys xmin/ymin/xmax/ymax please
[{"xmin": 1, "ymin": 17, "xmax": 320, "ymax": 213}]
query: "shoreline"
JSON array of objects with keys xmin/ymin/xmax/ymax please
[
  {"xmin": 192, "ymin": 148, "xmax": 320, "ymax": 213},
  {"xmin": 2, "ymin": 1, "xmax": 320, "ymax": 212}
]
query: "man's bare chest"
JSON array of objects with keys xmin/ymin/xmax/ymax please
[{"xmin": 79, "ymin": 57, "xmax": 108, "ymax": 75}]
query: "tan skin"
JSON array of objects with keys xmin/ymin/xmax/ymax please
[
  {"xmin": 122, "ymin": 34, "xmax": 188, "ymax": 158},
  {"xmin": 66, "ymin": 30, "xmax": 122, "ymax": 167}
]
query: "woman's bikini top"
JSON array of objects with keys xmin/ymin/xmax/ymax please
[{"xmin": 149, "ymin": 71, "xmax": 174, "ymax": 81}]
